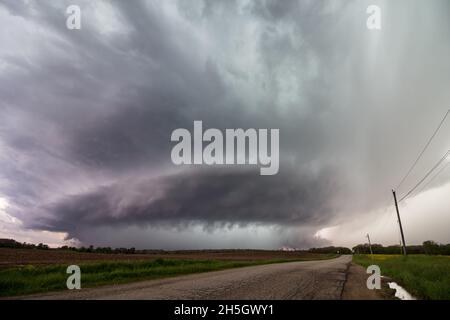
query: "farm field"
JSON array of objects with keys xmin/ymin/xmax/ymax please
[{"xmin": 0, "ymin": 248, "xmax": 336, "ymax": 268}]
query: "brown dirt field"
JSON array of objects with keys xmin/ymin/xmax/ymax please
[{"xmin": 0, "ymin": 248, "xmax": 331, "ymax": 269}]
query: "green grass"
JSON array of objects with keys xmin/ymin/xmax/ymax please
[
  {"xmin": 0, "ymin": 254, "xmax": 337, "ymax": 297},
  {"xmin": 353, "ymin": 254, "xmax": 450, "ymax": 300}
]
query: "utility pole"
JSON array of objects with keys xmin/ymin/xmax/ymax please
[
  {"xmin": 366, "ymin": 234, "xmax": 373, "ymax": 259},
  {"xmin": 392, "ymin": 190, "xmax": 407, "ymax": 256}
]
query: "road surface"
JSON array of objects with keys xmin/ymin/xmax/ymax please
[{"xmin": 27, "ymin": 255, "xmax": 352, "ymax": 300}]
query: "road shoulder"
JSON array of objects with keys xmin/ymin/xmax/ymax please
[{"xmin": 342, "ymin": 263, "xmax": 395, "ymax": 300}]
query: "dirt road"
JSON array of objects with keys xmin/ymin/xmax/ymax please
[{"xmin": 27, "ymin": 255, "xmax": 354, "ymax": 300}]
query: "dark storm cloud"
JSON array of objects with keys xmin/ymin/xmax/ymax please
[
  {"xmin": 28, "ymin": 166, "xmax": 343, "ymax": 239},
  {"xmin": 0, "ymin": 0, "xmax": 243, "ymax": 171},
  {"xmin": 1, "ymin": 0, "xmax": 449, "ymax": 247}
]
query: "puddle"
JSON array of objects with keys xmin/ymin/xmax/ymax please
[{"xmin": 388, "ymin": 282, "xmax": 416, "ymax": 300}]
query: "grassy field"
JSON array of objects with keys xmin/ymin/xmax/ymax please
[
  {"xmin": 353, "ymin": 254, "xmax": 450, "ymax": 300},
  {"xmin": 0, "ymin": 254, "xmax": 337, "ymax": 297}
]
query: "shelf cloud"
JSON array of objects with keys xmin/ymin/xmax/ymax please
[{"xmin": 0, "ymin": 0, "xmax": 449, "ymax": 248}]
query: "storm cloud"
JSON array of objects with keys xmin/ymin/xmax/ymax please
[
  {"xmin": 29, "ymin": 167, "xmax": 342, "ymax": 234},
  {"xmin": 0, "ymin": 0, "xmax": 449, "ymax": 248}
]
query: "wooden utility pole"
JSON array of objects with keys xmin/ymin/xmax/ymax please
[
  {"xmin": 366, "ymin": 234, "xmax": 373, "ymax": 258},
  {"xmin": 392, "ymin": 190, "xmax": 407, "ymax": 256}
]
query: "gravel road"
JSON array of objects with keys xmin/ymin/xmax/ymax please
[{"xmin": 27, "ymin": 255, "xmax": 352, "ymax": 300}]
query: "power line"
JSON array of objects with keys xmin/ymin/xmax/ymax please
[
  {"xmin": 416, "ymin": 162, "xmax": 450, "ymax": 195},
  {"xmin": 399, "ymin": 150, "xmax": 450, "ymax": 203},
  {"xmin": 396, "ymin": 109, "xmax": 450, "ymax": 191}
]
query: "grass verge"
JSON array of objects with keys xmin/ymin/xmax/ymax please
[
  {"xmin": 0, "ymin": 254, "xmax": 337, "ymax": 297},
  {"xmin": 353, "ymin": 254, "xmax": 450, "ymax": 300}
]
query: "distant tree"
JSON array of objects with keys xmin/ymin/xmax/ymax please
[
  {"xmin": 352, "ymin": 244, "xmax": 371, "ymax": 254},
  {"xmin": 423, "ymin": 241, "xmax": 440, "ymax": 255},
  {"xmin": 37, "ymin": 243, "xmax": 49, "ymax": 250},
  {"xmin": 308, "ymin": 246, "xmax": 352, "ymax": 254},
  {"xmin": 440, "ymin": 244, "xmax": 450, "ymax": 255}
]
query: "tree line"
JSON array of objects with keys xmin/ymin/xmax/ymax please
[
  {"xmin": 0, "ymin": 238, "xmax": 158, "ymax": 254},
  {"xmin": 1, "ymin": 238, "xmax": 354, "ymax": 254},
  {"xmin": 307, "ymin": 246, "xmax": 352, "ymax": 254},
  {"xmin": 352, "ymin": 241, "xmax": 450, "ymax": 255},
  {"xmin": 2, "ymin": 238, "xmax": 449, "ymax": 255}
]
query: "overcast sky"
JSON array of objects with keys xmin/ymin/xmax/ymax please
[{"xmin": 0, "ymin": 0, "xmax": 449, "ymax": 249}]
